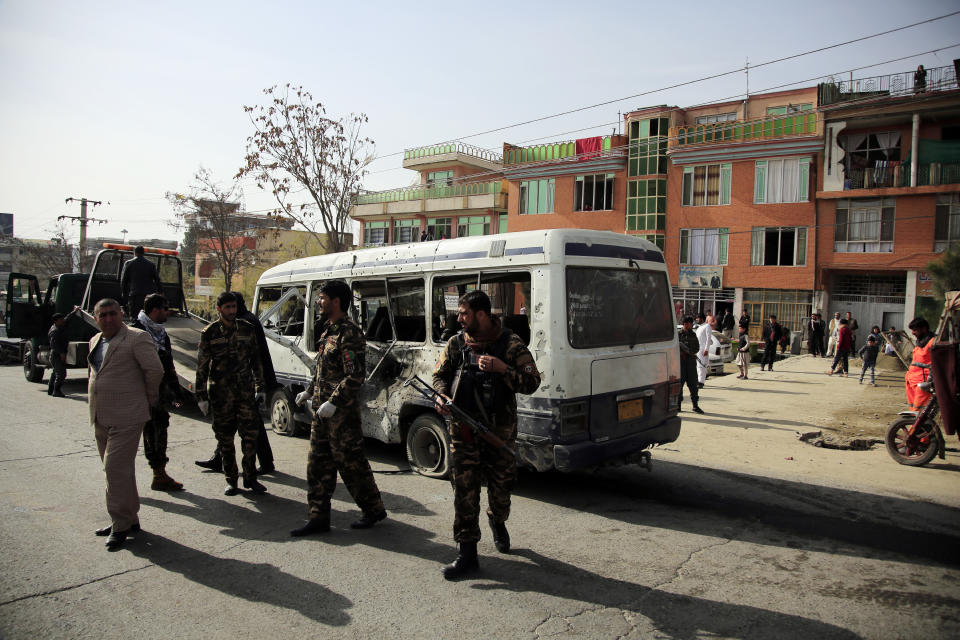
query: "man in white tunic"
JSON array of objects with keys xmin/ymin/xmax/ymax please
[{"xmin": 695, "ymin": 313, "xmax": 713, "ymax": 386}]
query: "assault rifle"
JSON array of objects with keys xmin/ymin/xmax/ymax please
[{"xmin": 402, "ymin": 375, "xmax": 517, "ymax": 459}]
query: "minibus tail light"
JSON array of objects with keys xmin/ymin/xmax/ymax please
[
  {"xmin": 560, "ymin": 401, "xmax": 588, "ymax": 436},
  {"xmin": 667, "ymin": 376, "xmax": 681, "ymax": 411}
]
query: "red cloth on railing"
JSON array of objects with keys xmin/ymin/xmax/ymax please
[{"xmin": 576, "ymin": 137, "xmax": 602, "ymax": 161}]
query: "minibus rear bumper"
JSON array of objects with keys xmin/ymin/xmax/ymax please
[{"xmin": 552, "ymin": 416, "xmax": 681, "ymax": 472}]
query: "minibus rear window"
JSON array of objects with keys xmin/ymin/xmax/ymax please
[{"xmin": 566, "ymin": 267, "xmax": 674, "ymax": 348}]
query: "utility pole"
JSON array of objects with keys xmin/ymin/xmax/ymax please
[{"xmin": 61, "ymin": 197, "xmax": 106, "ymax": 272}]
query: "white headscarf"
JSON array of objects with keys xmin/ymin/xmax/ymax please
[{"xmin": 137, "ymin": 309, "xmax": 167, "ymax": 353}]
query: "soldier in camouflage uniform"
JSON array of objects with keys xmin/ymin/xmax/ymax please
[
  {"xmin": 433, "ymin": 290, "xmax": 540, "ymax": 580},
  {"xmin": 290, "ymin": 280, "xmax": 386, "ymax": 537},
  {"xmin": 195, "ymin": 291, "xmax": 267, "ymax": 496}
]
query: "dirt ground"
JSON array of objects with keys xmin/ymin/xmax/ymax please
[{"xmin": 720, "ymin": 352, "xmax": 908, "ymax": 440}]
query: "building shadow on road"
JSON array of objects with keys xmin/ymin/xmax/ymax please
[
  {"xmin": 680, "ymin": 414, "xmax": 801, "ymax": 432},
  {"xmin": 471, "ymin": 548, "xmax": 863, "ymax": 640},
  {"xmin": 127, "ymin": 531, "xmax": 352, "ymax": 626},
  {"xmin": 515, "ymin": 461, "xmax": 960, "ymax": 569}
]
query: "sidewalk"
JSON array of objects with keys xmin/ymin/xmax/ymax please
[{"xmin": 657, "ymin": 352, "xmax": 960, "ymax": 509}]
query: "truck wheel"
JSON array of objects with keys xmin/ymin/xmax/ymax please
[
  {"xmin": 23, "ymin": 349, "xmax": 43, "ymax": 383},
  {"xmin": 270, "ymin": 388, "xmax": 298, "ymax": 436},
  {"xmin": 405, "ymin": 413, "xmax": 450, "ymax": 479}
]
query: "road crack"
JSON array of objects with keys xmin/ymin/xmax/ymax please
[{"xmin": 0, "ymin": 564, "xmax": 155, "ymax": 607}]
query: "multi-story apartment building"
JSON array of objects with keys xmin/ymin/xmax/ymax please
[
  {"xmin": 350, "ymin": 62, "xmax": 960, "ymax": 343},
  {"xmin": 816, "ymin": 63, "xmax": 960, "ymax": 334},
  {"xmin": 350, "ymin": 142, "xmax": 506, "ymax": 245},
  {"xmin": 665, "ymin": 87, "xmax": 822, "ymax": 336}
]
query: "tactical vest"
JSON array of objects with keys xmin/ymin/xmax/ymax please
[{"xmin": 450, "ymin": 329, "xmax": 513, "ymax": 425}]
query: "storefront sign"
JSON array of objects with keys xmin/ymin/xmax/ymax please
[
  {"xmin": 679, "ymin": 266, "xmax": 723, "ymax": 289},
  {"xmin": 916, "ymin": 271, "xmax": 935, "ymax": 297}
]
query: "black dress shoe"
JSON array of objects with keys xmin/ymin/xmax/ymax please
[
  {"xmin": 105, "ymin": 530, "xmax": 128, "ymax": 550},
  {"xmin": 195, "ymin": 455, "xmax": 222, "ymax": 472},
  {"xmin": 96, "ymin": 523, "xmax": 141, "ymax": 536},
  {"xmin": 692, "ymin": 405, "xmax": 705, "ymax": 414},
  {"xmin": 350, "ymin": 510, "xmax": 387, "ymax": 529},
  {"xmin": 224, "ymin": 479, "xmax": 239, "ymax": 496},
  {"xmin": 256, "ymin": 464, "xmax": 276, "ymax": 475},
  {"xmin": 290, "ymin": 517, "xmax": 330, "ymax": 536},
  {"xmin": 243, "ymin": 477, "xmax": 268, "ymax": 493}
]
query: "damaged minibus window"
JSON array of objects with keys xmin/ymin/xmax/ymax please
[{"xmin": 431, "ymin": 271, "xmax": 532, "ymax": 345}]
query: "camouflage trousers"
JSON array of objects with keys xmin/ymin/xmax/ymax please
[
  {"xmin": 211, "ymin": 390, "xmax": 260, "ymax": 482},
  {"xmin": 142, "ymin": 404, "xmax": 170, "ymax": 469},
  {"xmin": 306, "ymin": 408, "xmax": 384, "ymax": 518},
  {"xmin": 449, "ymin": 419, "xmax": 517, "ymax": 544}
]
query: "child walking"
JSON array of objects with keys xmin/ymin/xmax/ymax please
[
  {"xmin": 857, "ymin": 334, "xmax": 880, "ymax": 386},
  {"xmin": 736, "ymin": 325, "xmax": 751, "ymax": 379}
]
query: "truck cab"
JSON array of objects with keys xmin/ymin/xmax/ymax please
[{"xmin": 5, "ymin": 271, "xmax": 97, "ymax": 382}]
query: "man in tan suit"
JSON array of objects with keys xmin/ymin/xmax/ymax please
[{"xmin": 88, "ymin": 298, "xmax": 163, "ymax": 550}]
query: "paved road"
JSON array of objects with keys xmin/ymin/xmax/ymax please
[{"xmin": 0, "ymin": 364, "xmax": 958, "ymax": 639}]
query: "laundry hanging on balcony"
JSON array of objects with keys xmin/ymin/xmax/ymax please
[{"xmin": 575, "ymin": 137, "xmax": 602, "ymax": 161}]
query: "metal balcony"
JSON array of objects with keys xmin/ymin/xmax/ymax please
[{"xmin": 818, "ymin": 64, "xmax": 958, "ymax": 107}]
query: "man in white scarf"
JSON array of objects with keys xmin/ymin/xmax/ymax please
[{"xmin": 132, "ymin": 293, "xmax": 184, "ymax": 491}]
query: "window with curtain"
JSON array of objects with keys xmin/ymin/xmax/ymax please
[
  {"xmin": 834, "ymin": 198, "xmax": 895, "ymax": 253},
  {"xmin": 679, "ymin": 228, "xmax": 729, "ymax": 265},
  {"xmin": 393, "ymin": 218, "xmax": 418, "ymax": 244},
  {"xmin": 755, "ymin": 158, "xmax": 811, "ymax": 203},
  {"xmin": 935, "ymin": 194, "xmax": 960, "ymax": 252},
  {"xmin": 519, "ymin": 179, "xmax": 555, "ymax": 215},
  {"xmin": 750, "ymin": 227, "xmax": 807, "ymax": 266},
  {"xmin": 682, "ymin": 164, "xmax": 731, "ymax": 206},
  {"xmin": 840, "ymin": 132, "xmax": 901, "ymax": 174}
]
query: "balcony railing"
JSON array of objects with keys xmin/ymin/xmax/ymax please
[
  {"xmin": 818, "ymin": 64, "xmax": 958, "ymax": 107},
  {"xmin": 671, "ymin": 112, "xmax": 818, "ymax": 148},
  {"xmin": 403, "ymin": 141, "xmax": 502, "ymax": 163},
  {"xmin": 843, "ymin": 163, "xmax": 960, "ymax": 190},
  {"xmin": 504, "ymin": 136, "xmax": 616, "ymax": 166},
  {"xmin": 354, "ymin": 180, "xmax": 502, "ymax": 205}
]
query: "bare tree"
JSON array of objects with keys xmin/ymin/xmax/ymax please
[
  {"xmin": 167, "ymin": 168, "xmax": 265, "ymax": 293},
  {"xmin": 1, "ymin": 222, "xmax": 74, "ymax": 281},
  {"xmin": 237, "ymin": 84, "xmax": 373, "ymax": 253}
]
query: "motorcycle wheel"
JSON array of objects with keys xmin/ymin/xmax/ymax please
[{"xmin": 885, "ymin": 416, "xmax": 940, "ymax": 466}]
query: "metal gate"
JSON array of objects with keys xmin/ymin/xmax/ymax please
[{"xmin": 830, "ymin": 273, "xmax": 906, "ymax": 346}]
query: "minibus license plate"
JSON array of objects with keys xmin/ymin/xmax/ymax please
[{"xmin": 618, "ymin": 398, "xmax": 644, "ymax": 421}]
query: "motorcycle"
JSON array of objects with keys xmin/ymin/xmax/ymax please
[{"xmin": 885, "ymin": 363, "xmax": 945, "ymax": 467}]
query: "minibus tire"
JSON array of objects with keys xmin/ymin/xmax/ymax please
[
  {"xmin": 24, "ymin": 348, "xmax": 43, "ymax": 383},
  {"xmin": 406, "ymin": 414, "xmax": 450, "ymax": 479},
  {"xmin": 270, "ymin": 388, "xmax": 297, "ymax": 436}
]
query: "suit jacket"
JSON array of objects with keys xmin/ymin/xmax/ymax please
[
  {"xmin": 88, "ymin": 324, "xmax": 163, "ymax": 426},
  {"xmin": 120, "ymin": 256, "xmax": 161, "ymax": 297}
]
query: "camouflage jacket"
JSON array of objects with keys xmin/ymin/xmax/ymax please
[
  {"xmin": 194, "ymin": 318, "xmax": 265, "ymax": 402},
  {"xmin": 678, "ymin": 328, "xmax": 700, "ymax": 362},
  {"xmin": 433, "ymin": 317, "xmax": 540, "ymax": 426},
  {"xmin": 308, "ymin": 317, "xmax": 365, "ymax": 409}
]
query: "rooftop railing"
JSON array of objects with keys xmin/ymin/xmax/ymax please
[
  {"xmin": 671, "ymin": 112, "xmax": 818, "ymax": 148},
  {"xmin": 354, "ymin": 180, "xmax": 503, "ymax": 205},
  {"xmin": 503, "ymin": 136, "xmax": 616, "ymax": 165},
  {"xmin": 818, "ymin": 64, "xmax": 958, "ymax": 107},
  {"xmin": 843, "ymin": 162, "xmax": 960, "ymax": 190},
  {"xmin": 404, "ymin": 141, "xmax": 502, "ymax": 163}
]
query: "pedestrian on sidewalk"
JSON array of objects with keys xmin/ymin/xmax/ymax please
[
  {"xmin": 857, "ymin": 334, "xmax": 879, "ymax": 386},
  {"xmin": 778, "ymin": 326, "xmax": 791, "ymax": 355},
  {"xmin": 695, "ymin": 313, "xmax": 712, "ymax": 387},
  {"xmin": 736, "ymin": 324, "xmax": 750, "ymax": 379},
  {"xmin": 721, "ymin": 310, "xmax": 735, "ymax": 340},
  {"xmin": 827, "ymin": 312, "xmax": 841, "ymax": 357},
  {"xmin": 807, "ymin": 313, "xmax": 825, "ymax": 357},
  {"xmin": 827, "ymin": 318, "xmax": 852, "ymax": 377},
  {"xmin": 760, "ymin": 314, "xmax": 782, "ymax": 371},
  {"xmin": 846, "ymin": 311, "xmax": 860, "ymax": 351}
]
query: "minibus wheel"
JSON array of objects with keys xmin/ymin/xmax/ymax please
[
  {"xmin": 406, "ymin": 414, "xmax": 450, "ymax": 478},
  {"xmin": 270, "ymin": 388, "xmax": 297, "ymax": 436}
]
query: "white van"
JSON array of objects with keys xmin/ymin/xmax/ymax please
[{"xmin": 254, "ymin": 229, "xmax": 681, "ymax": 478}]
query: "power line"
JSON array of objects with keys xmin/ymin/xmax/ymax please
[{"xmin": 365, "ymin": 11, "xmax": 960, "ymax": 163}]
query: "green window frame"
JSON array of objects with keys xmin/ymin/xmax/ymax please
[
  {"xmin": 427, "ymin": 217, "xmax": 451, "ymax": 240},
  {"xmin": 457, "ymin": 215, "xmax": 491, "ymax": 237},
  {"xmin": 519, "ymin": 179, "xmax": 555, "ymax": 215},
  {"xmin": 427, "ymin": 170, "xmax": 453, "ymax": 187},
  {"xmin": 679, "ymin": 228, "xmax": 729, "ymax": 265},
  {"xmin": 754, "ymin": 158, "xmax": 810, "ymax": 204},
  {"xmin": 574, "ymin": 174, "xmax": 615, "ymax": 211},
  {"xmin": 626, "ymin": 179, "xmax": 666, "ymax": 232},
  {"xmin": 393, "ymin": 218, "xmax": 419, "ymax": 244},
  {"xmin": 751, "ymin": 226, "xmax": 808, "ymax": 266},
  {"xmin": 681, "ymin": 163, "xmax": 731, "ymax": 206},
  {"xmin": 364, "ymin": 221, "xmax": 387, "ymax": 246}
]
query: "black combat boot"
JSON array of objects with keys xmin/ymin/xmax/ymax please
[
  {"xmin": 290, "ymin": 514, "xmax": 331, "ymax": 536},
  {"xmin": 350, "ymin": 510, "xmax": 387, "ymax": 529},
  {"xmin": 488, "ymin": 515, "xmax": 510, "ymax": 553},
  {"xmin": 442, "ymin": 542, "xmax": 479, "ymax": 580},
  {"xmin": 195, "ymin": 452, "xmax": 222, "ymax": 472},
  {"xmin": 243, "ymin": 476, "xmax": 267, "ymax": 493}
]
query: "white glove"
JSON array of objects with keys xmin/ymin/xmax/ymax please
[
  {"xmin": 316, "ymin": 401, "xmax": 336, "ymax": 419},
  {"xmin": 197, "ymin": 400, "xmax": 209, "ymax": 416},
  {"xmin": 255, "ymin": 392, "xmax": 266, "ymax": 406},
  {"xmin": 295, "ymin": 390, "xmax": 310, "ymax": 406}
]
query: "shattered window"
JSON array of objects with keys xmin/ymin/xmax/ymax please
[
  {"xmin": 566, "ymin": 267, "xmax": 673, "ymax": 348},
  {"xmin": 432, "ymin": 272, "xmax": 532, "ymax": 345}
]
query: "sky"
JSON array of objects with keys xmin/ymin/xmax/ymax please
[{"xmin": 1, "ymin": 0, "xmax": 959, "ymax": 246}]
